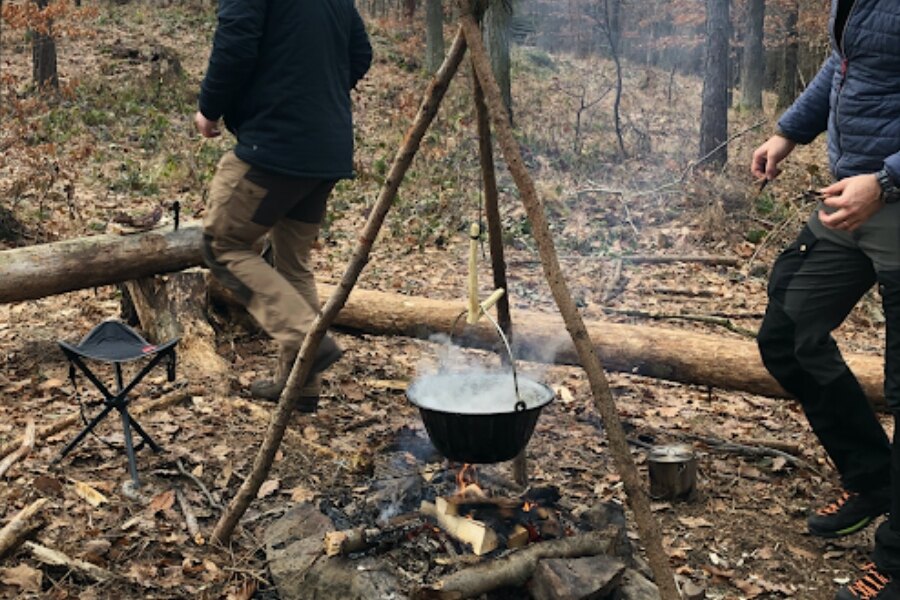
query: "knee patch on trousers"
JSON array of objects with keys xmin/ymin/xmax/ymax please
[{"xmin": 203, "ymin": 234, "xmax": 253, "ymax": 305}]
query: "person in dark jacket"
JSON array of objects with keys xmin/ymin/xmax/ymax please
[
  {"xmin": 751, "ymin": 1, "xmax": 900, "ymax": 598},
  {"xmin": 196, "ymin": 0, "xmax": 372, "ymax": 410}
]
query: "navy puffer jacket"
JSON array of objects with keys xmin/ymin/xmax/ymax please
[
  {"xmin": 199, "ymin": 0, "xmax": 372, "ymax": 179},
  {"xmin": 778, "ymin": 0, "xmax": 900, "ymax": 183}
]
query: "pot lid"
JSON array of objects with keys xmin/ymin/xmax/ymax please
[{"xmin": 647, "ymin": 444, "xmax": 695, "ymax": 463}]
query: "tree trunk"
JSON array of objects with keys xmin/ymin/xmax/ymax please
[
  {"xmin": 0, "ymin": 225, "xmax": 203, "ymax": 303},
  {"xmin": 699, "ymin": 0, "xmax": 729, "ymax": 168},
  {"xmin": 601, "ymin": 0, "xmax": 625, "ymax": 157},
  {"xmin": 425, "ymin": 0, "xmax": 445, "ymax": 73},
  {"xmin": 739, "ymin": 0, "xmax": 764, "ymax": 110},
  {"xmin": 31, "ymin": 0, "xmax": 58, "ymax": 90},
  {"xmin": 123, "ymin": 270, "xmax": 228, "ymax": 382},
  {"xmin": 303, "ymin": 283, "xmax": 886, "ymax": 409},
  {"xmin": 484, "ymin": 0, "xmax": 512, "ymax": 121},
  {"xmin": 777, "ymin": 0, "xmax": 799, "ymax": 111},
  {"xmin": 3, "ymin": 228, "xmax": 891, "ymax": 408}
]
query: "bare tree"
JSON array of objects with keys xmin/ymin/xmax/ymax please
[
  {"xmin": 777, "ymin": 0, "xmax": 799, "ymax": 110},
  {"xmin": 484, "ymin": 0, "xmax": 512, "ymax": 120},
  {"xmin": 699, "ymin": 0, "xmax": 729, "ymax": 168},
  {"xmin": 739, "ymin": 0, "xmax": 764, "ymax": 110},
  {"xmin": 425, "ymin": 0, "xmax": 445, "ymax": 73},
  {"xmin": 597, "ymin": 0, "xmax": 625, "ymax": 157},
  {"xmin": 32, "ymin": 0, "xmax": 59, "ymax": 91}
]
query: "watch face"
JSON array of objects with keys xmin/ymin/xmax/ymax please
[{"xmin": 878, "ymin": 170, "xmax": 900, "ymax": 203}]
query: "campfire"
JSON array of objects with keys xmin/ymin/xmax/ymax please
[{"xmin": 417, "ymin": 464, "xmax": 566, "ymax": 556}]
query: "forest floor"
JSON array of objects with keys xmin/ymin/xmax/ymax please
[{"xmin": 0, "ymin": 3, "xmax": 890, "ymax": 599}]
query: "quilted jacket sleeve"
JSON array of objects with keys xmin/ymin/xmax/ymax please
[
  {"xmin": 199, "ymin": 0, "xmax": 267, "ymax": 121},
  {"xmin": 777, "ymin": 52, "xmax": 839, "ymax": 145}
]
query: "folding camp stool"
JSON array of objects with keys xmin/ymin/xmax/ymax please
[{"xmin": 55, "ymin": 319, "xmax": 179, "ymax": 487}]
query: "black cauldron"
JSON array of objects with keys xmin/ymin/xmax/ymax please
[{"xmin": 407, "ymin": 371, "xmax": 554, "ymax": 464}]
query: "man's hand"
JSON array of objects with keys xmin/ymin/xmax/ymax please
[
  {"xmin": 818, "ymin": 174, "xmax": 883, "ymax": 232},
  {"xmin": 751, "ymin": 135, "xmax": 797, "ymax": 182},
  {"xmin": 194, "ymin": 111, "xmax": 221, "ymax": 138}
]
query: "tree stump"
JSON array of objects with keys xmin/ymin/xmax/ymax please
[{"xmin": 124, "ymin": 269, "xmax": 227, "ymax": 387}]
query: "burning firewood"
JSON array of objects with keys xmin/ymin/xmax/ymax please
[
  {"xmin": 420, "ymin": 499, "xmax": 499, "ymax": 556},
  {"xmin": 322, "ymin": 513, "xmax": 424, "ymax": 557}
]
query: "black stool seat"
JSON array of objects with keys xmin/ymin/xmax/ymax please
[
  {"xmin": 56, "ymin": 320, "xmax": 179, "ymax": 487},
  {"xmin": 59, "ymin": 320, "xmax": 178, "ymax": 363}
]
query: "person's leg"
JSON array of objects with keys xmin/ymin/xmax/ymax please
[
  {"xmin": 242, "ymin": 178, "xmax": 340, "ymax": 407},
  {"xmin": 872, "ymin": 268, "xmax": 900, "ymax": 581},
  {"xmin": 759, "ymin": 226, "xmax": 889, "ymax": 492},
  {"xmin": 202, "ymin": 152, "xmax": 326, "ymax": 349}
]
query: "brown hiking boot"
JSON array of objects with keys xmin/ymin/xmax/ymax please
[
  {"xmin": 250, "ymin": 374, "xmax": 321, "ymax": 412},
  {"xmin": 249, "ymin": 334, "xmax": 341, "ymax": 411}
]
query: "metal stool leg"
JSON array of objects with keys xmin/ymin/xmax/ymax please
[
  {"xmin": 53, "ymin": 403, "xmax": 116, "ymax": 463},
  {"xmin": 119, "ymin": 406, "xmax": 140, "ymax": 487},
  {"xmin": 127, "ymin": 416, "xmax": 163, "ymax": 453}
]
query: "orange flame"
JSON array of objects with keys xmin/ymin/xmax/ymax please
[{"xmin": 455, "ymin": 464, "xmax": 478, "ymax": 492}]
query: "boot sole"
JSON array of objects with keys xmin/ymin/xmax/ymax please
[{"xmin": 808, "ymin": 515, "xmax": 875, "ymax": 539}]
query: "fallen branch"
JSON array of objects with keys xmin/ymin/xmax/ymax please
[
  {"xmin": 0, "ymin": 383, "xmax": 198, "ymax": 461},
  {"xmin": 0, "ymin": 499, "xmax": 48, "ymax": 559},
  {"xmin": 414, "ymin": 528, "xmax": 620, "ymax": 599},
  {"xmin": 25, "ymin": 540, "xmax": 114, "ymax": 582},
  {"xmin": 176, "ymin": 459, "xmax": 221, "ymax": 512},
  {"xmin": 602, "ymin": 308, "xmax": 757, "ymax": 338},
  {"xmin": 678, "ymin": 431, "xmax": 816, "ymax": 473},
  {"xmin": 0, "ymin": 419, "xmax": 35, "ymax": 478},
  {"xmin": 175, "ymin": 487, "xmax": 204, "ymax": 545},
  {"xmin": 323, "ymin": 513, "xmax": 423, "ymax": 557},
  {"xmin": 511, "ymin": 254, "xmax": 740, "ymax": 267}
]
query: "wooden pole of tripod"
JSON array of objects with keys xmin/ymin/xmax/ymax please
[
  {"xmin": 457, "ymin": 3, "xmax": 680, "ymax": 598},
  {"xmin": 210, "ymin": 28, "xmax": 470, "ymax": 545}
]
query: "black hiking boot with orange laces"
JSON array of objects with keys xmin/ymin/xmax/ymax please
[
  {"xmin": 835, "ymin": 563, "xmax": 900, "ymax": 600},
  {"xmin": 808, "ymin": 488, "xmax": 891, "ymax": 538}
]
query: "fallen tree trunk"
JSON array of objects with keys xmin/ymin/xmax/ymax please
[
  {"xmin": 0, "ymin": 224, "xmax": 202, "ymax": 303},
  {"xmin": 1, "ymin": 230, "xmax": 886, "ymax": 406},
  {"xmin": 318, "ymin": 283, "xmax": 886, "ymax": 408}
]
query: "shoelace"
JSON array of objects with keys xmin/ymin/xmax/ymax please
[
  {"xmin": 847, "ymin": 563, "xmax": 891, "ymax": 599},
  {"xmin": 818, "ymin": 491, "xmax": 854, "ymax": 515}
]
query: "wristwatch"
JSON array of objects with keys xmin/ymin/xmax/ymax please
[{"xmin": 876, "ymin": 168, "xmax": 900, "ymax": 204}]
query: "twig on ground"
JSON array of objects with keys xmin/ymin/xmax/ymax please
[
  {"xmin": 510, "ymin": 254, "xmax": 739, "ymax": 267},
  {"xmin": 0, "ymin": 499, "xmax": 48, "ymax": 559},
  {"xmin": 0, "ymin": 418, "xmax": 35, "ymax": 478},
  {"xmin": 177, "ymin": 459, "xmax": 222, "ymax": 511},
  {"xmin": 176, "ymin": 486, "xmax": 204, "ymax": 545},
  {"xmin": 25, "ymin": 540, "xmax": 115, "ymax": 582},
  {"xmin": 601, "ymin": 307, "xmax": 758, "ymax": 338}
]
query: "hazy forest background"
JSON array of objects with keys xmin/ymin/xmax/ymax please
[{"xmin": 1, "ymin": 0, "xmax": 884, "ymax": 599}]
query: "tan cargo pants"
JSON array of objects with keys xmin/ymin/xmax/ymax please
[{"xmin": 203, "ymin": 151, "xmax": 336, "ymax": 389}]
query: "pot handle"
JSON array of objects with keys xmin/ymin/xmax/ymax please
[{"xmin": 450, "ymin": 309, "xmax": 522, "ymax": 410}]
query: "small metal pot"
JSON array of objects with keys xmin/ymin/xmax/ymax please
[
  {"xmin": 408, "ymin": 372, "xmax": 554, "ymax": 463},
  {"xmin": 647, "ymin": 444, "xmax": 698, "ymax": 501}
]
